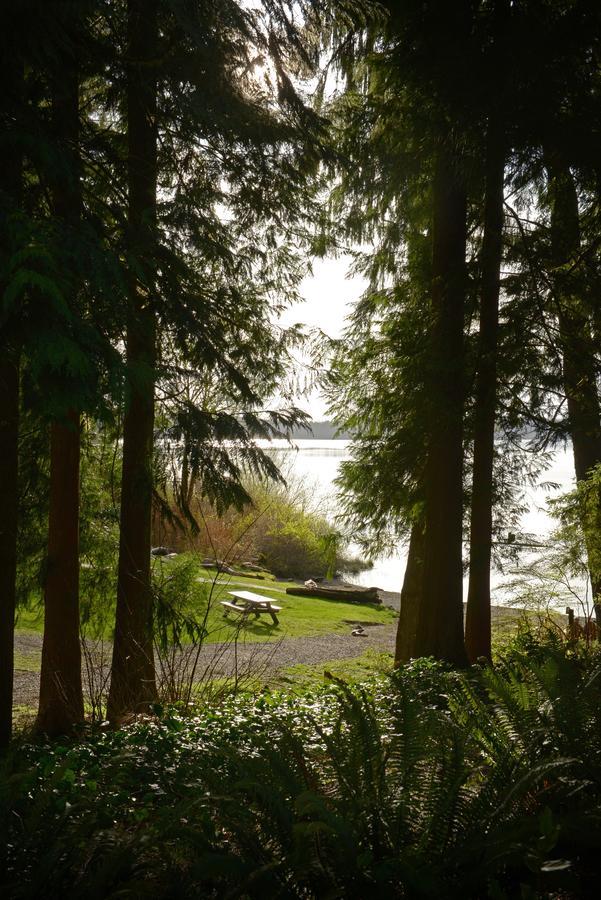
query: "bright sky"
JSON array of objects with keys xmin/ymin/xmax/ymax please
[{"xmin": 277, "ymin": 255, "xmax": 367, "ymax": 418}]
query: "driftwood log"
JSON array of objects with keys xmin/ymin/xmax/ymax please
[{"xmin": 286, "ymin": 584, "xmax": 381, "ymax": 604}]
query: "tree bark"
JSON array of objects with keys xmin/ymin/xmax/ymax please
[
  {"xmin": 36, "ymin": 414, "xmax": 84, "ymax": 735},
  {"xmin": 0, "ymin": 358, "xmax": 20, "ymax": 749},
  {"xmin": 546, "ymin": 155, "xmax": 601, "ymax": 629},
  {"xmin": 107, "ymin": 0, "xmax": 158, "ymax": 721},
  {"xmin": 415, "ymin": 147, "xmax": 469, "ymax": 666},
  {"xmin": 36, "ymin": 30, "xmax": 84, "ymax": 736},
  {"xmin": 465, "ymin": 122, "xmax": 505, "ymax": 663},
  {"xmin": 395, "ymin": 521, "xmax": 425, "ymax": 664},
  {"xmin": 0, "ymin": 36, "xmax": 23, "ymax": 749}
]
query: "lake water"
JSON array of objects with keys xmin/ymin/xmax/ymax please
[{"xmin": 260, "ymin": 439, "xmax": 581, "ymax": 603}]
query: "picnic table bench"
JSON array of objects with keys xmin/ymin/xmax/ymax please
[{"xmin": 220, "ymin": 590, "xmax": 283, "ymax": 625}]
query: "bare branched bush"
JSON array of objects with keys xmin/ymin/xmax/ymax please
[
  {"xmin": 80, "ymin": 632, "xmax": 112, "ymax": 723},
  {"xmin": 151, "ymin": 543, "xmax": 283, "ymax": 708}
]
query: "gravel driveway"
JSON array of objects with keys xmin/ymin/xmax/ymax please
[
  {"xmin": 13, "ymin": 597, "xmax": 527, "ymax": 714},
  {"xmin": 13, "ymin": 622, "xmax": 397, "ymax": 711}
]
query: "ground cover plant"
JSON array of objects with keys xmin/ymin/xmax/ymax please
[{"xmin": 1, "ymin": 634, "xmax": 600, "ymax": 899}]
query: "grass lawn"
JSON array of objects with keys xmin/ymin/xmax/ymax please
[
  {"xmin": 14, "ymin": 558, "xmax": 397, "ymax": 645},
  {"xmin": 196, "ymin": 570, "xmax": 397, "ymax": 642},
  {"xmin": 14, "ymin": 651, "xmax": 42, "ymax": 673},
  {"xmin": 14, "ymin": 606, "xmax": 47, "ymax": 635},
  {"xmin": 275, "ymin": 649, "xmax": 394, "ymax": 689}
]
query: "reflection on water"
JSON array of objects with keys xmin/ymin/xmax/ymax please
[{"xmin": 259, "ymin": 439, "xmax": 581, "ymax": 599}]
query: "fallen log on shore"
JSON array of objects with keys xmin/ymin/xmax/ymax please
[{"xmin": 286, "ymin": 584, "xmax": 381, "ymax": 604}]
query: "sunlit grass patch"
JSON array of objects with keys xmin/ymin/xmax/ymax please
[
  {"xmin": 13, "ymin": 652, "xmax": 41, "ymax": 673},
  {"xmin": 12, "ymin": 705, "xmax": 37, "ymax": 729},
  {"xmin": 200, "ymin": 583, "xmax": 396, "ymax": 643},
  {"xmin": 13, "ymin": 555, "xmax": 397, "ymax": 646},
  {"xmin": 276, "ymin": 649, "xmax": 394, "ymax": 689}
]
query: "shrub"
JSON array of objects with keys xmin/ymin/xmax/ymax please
[
  {"xmin": 154, "ymin": 466, "xmax": 355, "ymax": 580},
  {"xmin": 252, "ymin": 502, "xmax": 336, "ymax": 578}
]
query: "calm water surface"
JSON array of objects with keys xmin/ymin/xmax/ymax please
[{"xmin": 260, "ymin": 439, "xmax": 578, "ymax": 598}]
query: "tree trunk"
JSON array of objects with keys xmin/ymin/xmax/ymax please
[
  {"xmin": 36, "ymin": 414, "xmax": 84, "ymax": 735},
  {"xmin": 395, "ymin": 521, "xmax": 425, "ymax": 664},
  {"xmin": 0, "ymin": 358, "xmax": 20, "ymax": 749},
  {"xmin": 465, "ymin": 123, "xmax": 505, "ymax": 663},
  {"xmin": 415, "ymin": 147, "xmax": 469, "ymax": 666},
  {"xmin": 0, "ymin": 37, "xmax": 23, "ymax": 749},
  {"xmin": 546, "ymin": 155, "xmax": 601, "ymax": 630},
  {"xmin": 107, "ymin": 0, "xmax": 158, "ymax": 721},
  {"xmin": 36, "ymin": 34, "xmax": 84, "ymax": 736}
]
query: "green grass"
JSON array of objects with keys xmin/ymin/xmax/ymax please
[
  {"xmin": 186, "ymin": 650, "xmax": 395, "ymax": 699},
  {"xmin": 195, "ymin": 565, "xmax": 277, "ymax": 585},
  {"xmin": 14, "ymin": 605, "xmax": 45, "ymax": 634},
  {"xmin": 198, "ymin": 574, "xmax": 396, "ymax": 643},
  {"xmin": 14, "ymin": 559, "xmax": 397, "ymax": 645},
  {"xmin": 275, "ymin": 649, "xmax": 394, "ymax": 689},
  {"xmin": 13, "ymin": 651, "xmax": 41, "ymax": 673},
  {"xmin": 12, "ymin": 704, "xmax": 37, "ymax": 727}
]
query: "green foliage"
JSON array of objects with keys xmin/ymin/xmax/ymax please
[
  {"xmin": 279, "ymin": 648, "xmax": 393, "ymax": 688},
  {"xmin": 152, "ymin": 557, "xmax": 209, "ymax": 651},
  {"xmin": 78, "ymin": 425, "xmax": 121, "ymax": 635},
  {"xmin": 15, "ymin": 420, "xmax": 122, "ymax": 633},
  {"xmin": 197, "ymin": 468, "xmax": 356, "ymax": 580},
  {"xmin": 322, "ymin": 3, "xmax": 550, "ymax": 562},
  {"xmin": 5, "ymin": 0, "xmax": 327, "ymax": 562},
  {"xmin": 548, "ymin": 463, "xmax": 601, "ymax": 600},
  {"xmin": 500, "ymin": 469, "xmax": 601, "ymax": 621},
  {"xmin": 254, "ymin": 502, "xmax": 339, "ymax": 579},
  {"xmin": 2, "ymin": 639, "xmax": 601, "ymax": 897}
]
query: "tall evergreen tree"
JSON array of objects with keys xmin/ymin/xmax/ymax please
[
  {"xmin": 107, "ymin": 0, "xmax": 159, "ymax": 720},
  {"xmin": 0, "ymin": 19, "xmax": 23, "ymax": 749},
  {"xmin": 395, "ymin": 521, "xmax": 424, "ymax": 664},
  {"xmin": 465, "ymin": 122, "xmax": 506, "ymax": 663},
  {"xmin": 546, "ymin": 156, "xmax": 601, "ymax": 621},
  {"xmin": 415, "ymin": 146, "xmax": 469, "ymax": 665},
  {"xmin": 464, "ymin": 0, "xmax": 511, "ymax": 662},
  {"xmin": 36, "ymin": 3, "xmax": 87, "ymax": 736},
  {"xmin": 326, "ymin": 0, "xmax": 476, "ymax": 664},
  {"xmin": 107, "ymin": 0, "xmax": 324, "ymax": 718},
  {"xmin": 498, "ymin": 0, "xmax": 601, "ymax": 629}
]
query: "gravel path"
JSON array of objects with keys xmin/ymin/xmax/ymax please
[
  {"xmin": 12, "ymin": 599, "xmax": 527, "ymax": 712},
  {"xmin": 13, "ymin": 623, "xmax": 397, "ymax": 710}
]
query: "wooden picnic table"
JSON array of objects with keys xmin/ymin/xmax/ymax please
[{"xmin": 221, "ymin": 590, "xmax": 283, "ymax": 625}]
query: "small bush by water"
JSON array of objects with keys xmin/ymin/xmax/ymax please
[{"xmin": 154, "ymin": 469, "xmax": 369, "ymax": 581}]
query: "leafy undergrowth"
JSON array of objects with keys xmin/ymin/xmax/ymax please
[
  {"xmin": 2, "ymin": 636, "xmax": 601, "ymax": 898},
  {"xmin": 180, "ymin": 649, "xmax": 394, "ymax": 700}
]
